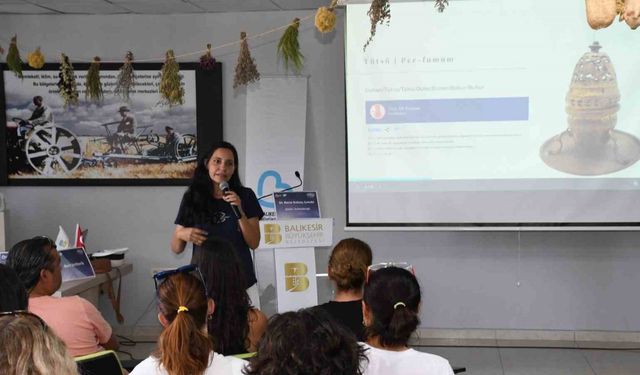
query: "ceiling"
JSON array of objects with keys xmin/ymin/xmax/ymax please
[{"xmin": 0, "ymin": 0, "xmax": 334, "ymax": 14}]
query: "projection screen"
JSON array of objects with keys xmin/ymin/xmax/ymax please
[{"xmin": 345, "ymin": 0, "xmax": 640, "ymax": 229}]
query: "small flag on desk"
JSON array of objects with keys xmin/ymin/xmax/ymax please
[
  {"xmin": 75, "ymin": 224, "xmax": 86, "ymax": 249},
  {"xmin": 55, "ymin": 226, "xmax": 70, "ymax": 249}
]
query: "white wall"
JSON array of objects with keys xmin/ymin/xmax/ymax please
[{"xmin": 1, "ymin": 11, "xmax": 640, "ymax": 332}]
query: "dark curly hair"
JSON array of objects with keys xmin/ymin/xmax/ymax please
[
  {"xmin": 244, "ymin": 308, "xmax": 367, "ymax": 375},
  {"xmin": 195, "ymin": 237, "xmax": 251, "ymax": 355},
  {"xmin": 363, "ymin": 267, "xmax": 421, "ymax": 348},
  {"xmin": 179, "ymin": 141, "xmax": 243, "ymax": 225}
]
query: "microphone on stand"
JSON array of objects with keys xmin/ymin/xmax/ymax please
[
  {"xmin": 258, "ymin": 171, "xmax": 303, "ymax": 201},
  {"xmin": 219, "ymin": 181, "xmax": 242, "ymax": 219}
]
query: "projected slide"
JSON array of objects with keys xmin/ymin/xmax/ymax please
[{"xmin": 346, "ymin": 1, "xmax": 640, "ymax": 226}]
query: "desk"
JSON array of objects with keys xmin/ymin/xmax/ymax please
[{"xmin": 57, "ymin": 263, "xmax": 132, "ymax": 307}]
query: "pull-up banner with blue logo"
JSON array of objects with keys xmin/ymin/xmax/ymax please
[{"xmin": 245, "ymin": 77, "xmax": 308, "ymax": 220}]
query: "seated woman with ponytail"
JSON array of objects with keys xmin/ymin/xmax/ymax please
[
  {"xmin": 131, "ymin": 267, "xmax": 246, "ymax": 375},
  {"xmin": 362, "ymin": 265, "xmax": 454, "ymax": 375}
]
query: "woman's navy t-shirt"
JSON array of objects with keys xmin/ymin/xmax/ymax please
[{"xmin": 175, "ymin": 187, "xmax": 264, "ymax": 287}]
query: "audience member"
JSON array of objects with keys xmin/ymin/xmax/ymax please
[
  {"xmin": 7, "ymin": 236, "xmax": 118, "ymax": 356},
  {"xmin": 362, "ymin": 266, "xmax": 453, "ymax": 375},
  {"xmin": 197, "ymin": 237, "xmax": 267, "ymax": 355},
  {"xmin": 315, "ymin": 238, "xmax": 372, "ymax": 340},
  {"xmin": 244, "ymin": 308, "xmax": 367, "ymax": 375},
  {"xmin": 131, "ymin": 270, "xmax": 246, "ymax": 375},
  {"xmin": 0, "ymin": 264, "xmax": 28, "ymax": 311},
  {"xmin": 0, "ymin": 311, "xmax": 79, "ymax": 375}
]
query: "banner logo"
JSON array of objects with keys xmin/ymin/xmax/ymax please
[
  {"xmin": 284, "ymin": 262, "xmax": 309, "ymax": 292},
  {"xmin": 257, "ymin": 170, "xmax": 291, "ymax": 209},
  {"xmin": 264, "ymin": 224, "xmax": 282, "ymax": 245}
]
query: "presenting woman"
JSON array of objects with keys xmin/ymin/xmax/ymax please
[{"xmin": 171, "ymin": 141, "xmax": 264, "ymax": 306}]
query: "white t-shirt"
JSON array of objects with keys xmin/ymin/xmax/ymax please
[
  {"xmin": 130, "ymin": 352, "xmax": 246, "ymax": 375},
  {"xmin": 361, "ymin": 343, "xmax": 454, "ymax": 375}
]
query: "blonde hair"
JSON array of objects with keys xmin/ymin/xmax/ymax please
[
  {"xmin": 0, "ymin": 313, "xmax": 78, "ymax": 375},
  {"xmin": 328, "ymin": 238, "xmax": 373, "ymax": 291}
]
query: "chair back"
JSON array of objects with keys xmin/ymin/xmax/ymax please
[{"xmin": 75, "ymin": 350, "xmax": 124, "ymax": 375}]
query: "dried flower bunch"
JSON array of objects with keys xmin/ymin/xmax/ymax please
[
  {"xmin": 278, "ymin": 18, "xmax": 304, "ymax": 73},
  {"xmin": 27, "ymin": 47, "xmax": 45, "ymax": 69},
  {"xmin": 58, "ymin": 53, "xmax": 79, "ymax": 106},
  {"xmin": 364, "ymin": 0, "xmax": 391, "ymax": 51},
  {"xmin": 114, "ymin": 51, "xmax": 135, "ymax": 102},
  {"xmin": 199, "ymin": 44, "xmax": 217, "ymax": 71},
  {"xmin": 159, "ymin": 49, "xmax": 185, "ymax": 107},
  {"xmin": 435, "ymin": 0, "xmax": 449, "ymax": 12},
  {"xmin": 7, "ymin": 35, "xmax": 23, "ymax": 78},
  {"xmin": 315, "ymin": 0, "xmax": 338, "ymax": 33},
  {"xmin": 234, "ymin": 32, "xmax": 260, "ymax": 88},
  {"xmin": 86, "ymin": 56, "xmax": 103, "ymax": 102}
]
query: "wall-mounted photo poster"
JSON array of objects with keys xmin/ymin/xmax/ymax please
[{"xmin": 0, "ymin": 62, "xmax": 222, "ymax": 186}]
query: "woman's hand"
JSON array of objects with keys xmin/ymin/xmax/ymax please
[
  {"xmin": 222, "ymin": 190, "xmax": 244, "ymax": 215},
  {"xmin": 177, "ymin": 226, "xmax": 208, "ymax": 246}
]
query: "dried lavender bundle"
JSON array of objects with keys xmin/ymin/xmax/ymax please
[
  {"xmin": 86, "ymin": 56, "xmax": 104, "ymax": 102},
  {"xmin": 114, "ymin": 51, "xmax": 135, "ymax": 102}
]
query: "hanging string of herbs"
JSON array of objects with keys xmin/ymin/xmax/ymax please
[
  {"xmin": 86, "ymin": 56, "xmax": 103, "ymax": 102},
  {"xmin": 234, "ymin": 32, "xmax": 260, "ymax": 88},
  {"xmin": 315, "ymin": 0, "xmax": 338, "ymax": 33},
  {"xmin": 435, "ymin": 0, "xmax": 449, "ymax": 12},
  {"xmin": 7, "ymin": 35, "xmax": 24, "ymax": 78},
  {"xmin": 27, "ymin": 47, "xmax": 45, "ymax": 69},
  {"xmin": 364, "ymin": 0, "xmax": 391, "ymax": 51},
  {"xmin": 58, "ymin": 53, "xmax": 79, "ymax": 106},
  {"xmin": 199, "ymin": 44, "xmax": 216, "ymax": 71},
  {"xmin": 159, "ymin": 49, "xmax": 184, "ymax": 107},
  {"xmin": 114, "ymin": 51, "xmax": 135, "ymax": 102},
  {"xmin": 278, "ymin": 18, "xmax": 304, "ymax": 73}
]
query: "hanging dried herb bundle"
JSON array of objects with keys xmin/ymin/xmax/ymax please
[
  {"xmin": 364, "ymin": 0, "xmax": 391, "ymax": 51},
  {"xmin": 86, "ymin": 57, "xmax": 104, "ymax": 102},
  {"xmin": 199, "ymin": 44, "xmax": 217, "ymax": 71},
  {"xmin": 0, "ymin": 45, "xmax": 5, "ymax": 55},
  {"xmin": 58, "ymin": 53, "xmax": 79, "ymax": 107},
  {"xmin": 234, "ymin": 32, "xmax": 260, "ymax": 88},
  {"xmin": 27, "ymin": 47, "xmax": 45, "ymax": 69},
  {"xmin": 278, "ymin": 18, "xmax": 304, "ymax": 73},
  {"xmin": 7, "ymin": 35, "xmax": 23, "ymax": 79},
  {"xmin": 159, "ymin": 49, "xmax": 184, "ymax": 107},
  {"xmin": 435, "ymin": 0, "xmax": 449, "ymax": 12},
  {"xmin": 114, "ymin": 51, "xmax": 135, "ymax": 102},
  {"xmin": 315, "ymin": 0, "xmax": 338, "ymax": 33}
]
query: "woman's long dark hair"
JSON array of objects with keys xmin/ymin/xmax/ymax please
[
  {"xmin": 244, "ymin": 308, "xmax": 367, "ymax": 375},
  {"xmin": 363, "ymin": 267, "xmax": 421, "ymax": 348},
  {"xmin": 196, "ymin": 237, "xmax": 251, "ymax": 355},
  {"xmin": 180, "ymin": 141, "xmax": 243, "ymax": 224}
]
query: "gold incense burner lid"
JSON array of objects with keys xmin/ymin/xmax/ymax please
[{"xmin": 540, "ymin": 42, "xmax": 640, "ymax": 176}]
